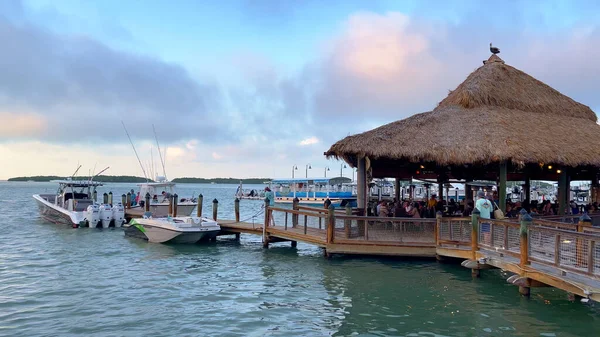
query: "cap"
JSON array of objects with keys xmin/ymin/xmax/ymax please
[{"xmin": 477, "ymin": 190, "xmax": 485, "ymax": 198}]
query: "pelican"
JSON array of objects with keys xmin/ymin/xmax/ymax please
[{"xmin": 490, "ymin": 43, "xmax": 500, "ymax": 54}]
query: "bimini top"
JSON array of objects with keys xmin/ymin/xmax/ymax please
[
  {"xmin": 51, "ymin": 180, "xmax": 104, "ymax": 187},
  {"xmin": 271, "ymin": 177, "xmax": 352, "ymax": 185}
]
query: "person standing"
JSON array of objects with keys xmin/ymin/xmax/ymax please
[
  {"xmin": 264, "ymin": 187, "xmax": 274, "ymax": 206},
  {"xmin": 475, "ymin": 190, "xmax": 492, "ymax": 243}
]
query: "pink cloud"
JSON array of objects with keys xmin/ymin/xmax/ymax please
[{"xmin": 0, "ymin": 111, "xmax": 47, "ymax": 138}]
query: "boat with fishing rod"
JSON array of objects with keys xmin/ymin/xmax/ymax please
[
  {"xmin": 32, "ymin": 166, "xmax": 125, "ymax": 228},
  {"xmin": 122, "ymin": 122, "xmax": 198, "ymax": 219}
]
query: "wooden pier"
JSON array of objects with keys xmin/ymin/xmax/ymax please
[{"xmin": 212, "ymin": 200, "xmax": 600, "ymax": 303}]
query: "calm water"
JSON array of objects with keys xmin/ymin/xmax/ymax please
[{"xmin": 1, "ymin": 181, "xmax": 599, "ymax": 337}]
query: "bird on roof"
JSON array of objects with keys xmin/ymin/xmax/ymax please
[{"xmin": 490, "ymin": 43, "xmax": 500, "ymax": 54}]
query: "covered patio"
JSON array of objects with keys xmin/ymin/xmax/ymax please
[{"xmin": 325, "ymin": 54, "xmax": 600, "ymax": 216}]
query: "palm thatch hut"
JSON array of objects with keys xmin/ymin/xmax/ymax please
[{"xmin": 325, "ymin": 54, "xmax": 600, "ymax": 214}]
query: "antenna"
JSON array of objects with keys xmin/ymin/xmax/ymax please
[
  {"xmin": 122, "ymin": 121, "xmax": 148, "ymax": 181},
  {"xmin": 153, "ymin": 124, "xmax": 167, "ymax": 181}
]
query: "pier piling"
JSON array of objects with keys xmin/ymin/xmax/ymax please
[
  {"xmin": 212, "ymin": 199, "xmax": 218, "ymax": 221},
  {"xmin": 121, "ymin": 194, "xmax": 126, "ymax": 207},
  {"xmin": 126, "ymin": 192, "xmax": 131, "ymax": 209},
  {"xmin": 471, "ymin": 209, "xmax": 480, "ymax": 277},
  {"xmin": 145, "ymin": 193, "xmax": 151, "ymax": 212},
  {"xmin": 235, "ymin": 198, "xmax": 240, "ymax": 222},
  {"xmin": 197, "ymin": 194, "xmax": 203, "ymax": 217},
  {"xmin": 263, "ymin": 198, "xmax": 270, "ymax": 248},
  {"xmin": 108, "ymin": 192, "xmax": 113, "ymax": 206},
  {"xmin": 173, "ymin": 194, "xmax": 178, "ymax": 217},
  {"xmin": 103, "ymin": 193, "xmax": 109, "ymax": 205}
]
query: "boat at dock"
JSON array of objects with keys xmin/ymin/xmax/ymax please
[
  {"xmin": 33, "ymin": 179, "xmax": 125, "ymax": 228},
  {"xmin": 271, "ymin": 177, "xmax": 355, "ymax": 207},
  {"xmin": 124, "ymin": 215, "xmax": 220, "ymax": 243},
  {"xmin": 126, "ymin": 178, "xmax": 197, "ymax": 218}
]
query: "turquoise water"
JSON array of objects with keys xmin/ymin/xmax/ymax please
[{"xmin": 1, "ymin": 181, "xmax": 599, "ymax": 336}]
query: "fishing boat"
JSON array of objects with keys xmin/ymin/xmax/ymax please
[
  {"xmin": 126, "ymin": 177, "xmax": 198, "ymax": 218},
  {"xmin": 270, "ymin": 177, "xmax": 355, "ymax": 207},
  {"xmin": 33, "ymin": 178, "xmax": 125, "ymax": 228},
  {"xmin": 124, "ymin": 214, "xmax": 220, "ymax": 243},
  {"xmin": 235, "ymin": 181, "xmax": 266, "ymax": 200}
]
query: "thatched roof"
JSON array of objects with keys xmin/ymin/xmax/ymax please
[{"xmin": 325, "ymin": 54, "xmax": 600, "ymax": 167}]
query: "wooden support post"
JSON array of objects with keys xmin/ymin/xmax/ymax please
[
  {"xmin": 438, "ymin": 183, "xmax": 443, "ymax": 204},
  {"xmin": 327, "ymin": 204, "xmax": 335, "ymax": 244},
  {"xmin": 357, "ymin": 157, "xmax": 367, "ymax": 214},
  {"xmin": 121, "ymin": 194, "xmax": 126, "ymax": 207},
  {"xmin": 304, "ymin": 215, "xmax": 308, "ymax": 234},
  {"xmin": 144, "ymin": 193, "xmax": 151, "ymax": 212},
  {"xmin": 263, "ymin": 198, "xmax": 270, "ymax": 248},
  {"xmin": 558, "ymin": 169, "xmax": 568, "ymax": 215},
  {"xmin": 108, "ymin": 192, "xmax": 113, "ymax": 206},
  {"xmin": 291, "ymin": 240, "xmax": 297, "ymax": 248},
  {"xmin": 435, "ymin": 211, "xmax": 442, "ymax": 247},
  {"xmin": 167, "ymin": 195, "xmax": 173, "ymax": 216},
  {"xmin": 172, "ymin": 194, "xmax": 178, "ymax": 217},
  {"xmin": 499, "ymin": 161, "xmax": 507, "ymax": 213},
  {"xmin": 519, "ymin": 278, "xmax": 531, "ymax": 297},
  {"xmin": 93, "ymin": 190, "xmax": 98, "ymax": 203},
  {"xmin": 465, "ymin": 184, "xmax": 472, "ymax": 203},
  {"xmin": 292, "ymin": 197, "xmax": 299, "ymax": 228},
  {"xmin": 471, "ymin": 208, "xmax": 480, "ymax": 260},
  {"xmin": 345, "ymin": 203, "xmax": 352, "ymax": 238},
  {"xmin": 234, "ymin": 198, "xmax": 240, "ymax": 222},
  {"xmin": 104, "ymin": 193, "xmax": 110, "ymax": 205},
  {"xmin": 394, "ymin": 178, "xmax": 401, "ymax": 201},
  {"xmin": 524, "ymin": 177, "xmax": 531, "ymax": 205},
  {"xmin": 212, "ymin": 199, "xmax": 218, "ymax": 221},
  {"xmin": 577, "ymin": 213, "xmax": 592, "ymax": 267},
  {"xmin": 520, "ymin": 213, "xmax": 532, "ymax": 267},
  {"xmin": 197, "ymin": 194, "xmax": 203, "ymax": 217}
]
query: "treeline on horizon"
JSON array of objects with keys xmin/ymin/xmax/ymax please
[
  {"xmin": 8, "ymin": 175, "xmax": 271, "ymax": 184},
  {"xmin": 172, "ymin": 177, "xmax": 270, "ymax": 184}
]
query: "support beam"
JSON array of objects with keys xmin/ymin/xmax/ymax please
[
  {"xmin": 558, "ymin": 169, "xmax": 568, "ymax": 215},
  {"xmin": 394, "ymin": 178, "xmax": 401, "ymax": 201},
  {"xmin": 499, "ymin": 162, "xmax": 507, "ymax": 213},
  {"xmin": 357, "ymin": 157, "xmax": 367, "ymax": 215},
  {"xmin": 524, "ymin": 177, "xmax": 531, "ymax": 205}
]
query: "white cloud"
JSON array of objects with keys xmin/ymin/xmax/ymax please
[
  {"xmin": 299, "ymin": 136, "xmax": 320, "ymax": 146},
  {"xmin": 212, "ymin": 152, "xmax": 223, "ymax": 160}
]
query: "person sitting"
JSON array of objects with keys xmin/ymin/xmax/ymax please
[{"xmin": 378, "ymin": 201, "xmax": 389, "ymax": 217}]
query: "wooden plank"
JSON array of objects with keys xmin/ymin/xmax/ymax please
[{"xmin": 326, "ymin": 243, "xmax": 437, "ymax": 257}]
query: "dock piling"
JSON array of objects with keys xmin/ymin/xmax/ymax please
[
  {"xmin": 145, "ymin": 193, "xmax": 151, "ymax": 212},
  {"xmin": 104, "ymin": 193, "xmax": 109, "ymax": 205},
  {"xmin": 121, "ymin": 194, "xmax": 126, "ymax": 207},
  {"xmin": 197, "ymin": 194, "xmax": 203, "ymax": 217},
  {"xmin": 173, "ymin": 194, "xmax": 178, "ymax": 217},
  {"xmin": 263, "ymin": 198, "xmax": 270, "ymax": 248},
  {"xmin": 93, "ymin": 190, "xmax": 97, "ymax": 203},
  {"xmin": 235, "ymin": 198, "xmax": 240, "ymax": 222},
  {"xmin": 519, "ymin": 212, "xmax": 533, "ymax": 297},
  {"xmin": 108, "ymin": 192, "xmax": 113, "ymax": 206},
  {"xmin": 168, "ymin": 195, "xmax": 173, "ymax": 217},
  {"xmin": 292, "ymin": 197, "xmax": 299, "ymax": 228},
  {"xmin": 471, "ymin": 209, "xmax": 480, "ymax": 277},
  {"xmin": 212, "ymin": 199, "xmax": 218, "ymax": 221}
]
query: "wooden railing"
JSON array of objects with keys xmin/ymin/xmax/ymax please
[
  {"xmin": 437, "ymin": 217, "xmax": 471, "ymax": 247},
  {"xmin": 332, "ymin": 215, "xmax": 436, "ymax": 245},
  {"xmin": 477, "ymin": 218, "xmax": 521, "ymax": 257},
  {"xmin": 266, "ymin": 206, "xmax": 329, "ymax": 242}
]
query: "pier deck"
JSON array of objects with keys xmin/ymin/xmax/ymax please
[{"xmin": 213, "ymin": 205, "xmax": 600, "ymax": 302}]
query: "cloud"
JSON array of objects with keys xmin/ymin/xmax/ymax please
[
  {"xmin": 0, "ymin": 111, "xmax": 48, "ymax": 138},
  {"xmin": 299, "ymin": 136, "xmax": 319, "ymax": 146},
  {"xmin": 0, "ymin": 11, "xmax": 232, "ymax": 144}
]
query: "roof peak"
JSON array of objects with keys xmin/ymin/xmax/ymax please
[{"xmin": 483, "ymin": 54, "xmax": 504, "ymax": 65}]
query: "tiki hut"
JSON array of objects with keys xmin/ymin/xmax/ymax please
[{"xmin": 325, "ymin": 54, "xmax": 600, "ymax": 214}]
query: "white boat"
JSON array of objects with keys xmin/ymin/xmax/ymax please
[
  {"xmin": 33, "ymin": 179, "xmax": 125, "ymax": 228},
  {"xmin": 235, "ymin": 181, "xmax": 266, "ymax": 200},
  {"xmin": 128, "ymin": 178, "xmax": 197, "ymax": 217},
  {"xmin": 270, "ymin": 177, "xmax": 354, "ymax": 207},
  {"xmin": 124, "ymin": 215, "xmax": 220, "ymax": 243}
]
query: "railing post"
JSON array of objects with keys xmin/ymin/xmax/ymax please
[
  {"xmin": 471, "ymin": 209, "xmax": 480, "ymax": 260},
  {"xmin": 197, "ymin": 194, "xmax": 203, "ymax": 217},
  {"xmin": 345, "ymin": 203, "xmax": 352, "ymax": 238},
  {"xmin": 577, "ymin": 213, "xmax": 592, "ymax": 267},
  {"xmin": 172, "ymin": 194, "xmax": 178, "ymax": 217},
  {"xmin": 292, "ymin": 197, "xmax": 299, "ymax": 228},
  {"xmin": 144, "ymin": 193, "xmax": 151, "ymax": 212},
  {"xmin": 435, "ymin": 211, "xmax": 442, "ymax": 247},
  {"xmin": 520, "ymin": 213, "xmax": 532, "ymax": 267},
  {"xmin": 212, "ymin": 198, "xmax": 218, "ymax": 221},
  {"xmin": 327, "ymin": 204, "xmax": 335, "ymax": 244},
  {"xmin": 263, "ymin": 198, "xmax": 270, "ymax": 248},
  {"xmin": 234, "ymin": 198, "xmax": 240, "ymax": 222}
]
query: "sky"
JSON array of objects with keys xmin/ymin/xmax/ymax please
[{"xmin": 1, "ymin": 0, "xmax": 599, "ymax": 180}]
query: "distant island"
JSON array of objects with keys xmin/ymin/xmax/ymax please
[
  {"xmin": 172, "ymin": 177, "xmax": 270, "ymax": 184},
  {"xmin": 8, "ymin": 175, "xmax": 271, "ymax": 184},
  {"xmin": 9, "ymin": 175, "xmax": 151, "ymax": 183}
]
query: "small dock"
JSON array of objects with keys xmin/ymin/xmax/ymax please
[{"xmin": 211, "ymin": 201, "xmax": 600, "ymax": 303}]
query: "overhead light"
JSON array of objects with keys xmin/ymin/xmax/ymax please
[
  {"xmin": 420, "ymin": 165, "xmax": 425, "ymax": 169},
  {"xmin": 547, "ymin": 165, "xmax": 552, "ymax": 169},
  {"xmin": 557, "ymin": 169, "xmax": 562, "ymax": 174}
]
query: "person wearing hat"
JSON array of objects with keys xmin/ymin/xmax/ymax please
[
  {"xmin": 475, "ymin": 190, "xmax": 492, "ymax": 242},
  {"xmin": 264, "ymin": 187, "xmax": 274, "ymax": 206}
]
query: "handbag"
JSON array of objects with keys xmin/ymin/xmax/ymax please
[{"xmin": 493, "ymin": 201, "xmax": 505, "ymax": 220}]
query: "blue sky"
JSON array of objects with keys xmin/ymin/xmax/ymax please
[{"xmin": 1, "ymin": 0, "xmax": 599, "ymax": 180}]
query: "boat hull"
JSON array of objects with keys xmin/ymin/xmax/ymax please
[
  {"xmin": 125, "ymin": 217, "xmax": 220, "ymax": 244},
  {"xmin": 33, "ymin": 194, "xmax": 80, "ymax": 226}
]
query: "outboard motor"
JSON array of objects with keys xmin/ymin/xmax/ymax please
[
  {"xmin": 84, "ymin": 204, "xmax": 100, "ymax": 228},
  {"xmin": 112, "ymin": 202, "xmax": 125, "ymax": 227},
  {"xmin": 98, "ymin": 204, "xmax": 112, "ymax": 228}
]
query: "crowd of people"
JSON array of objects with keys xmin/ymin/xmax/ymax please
[{"xmin": 368, "ymin": 192, "xmax": 596, "ymax": 219}]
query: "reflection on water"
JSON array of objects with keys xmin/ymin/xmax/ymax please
[{"xmin": 0, "ymin": 181, "xmax": 599, "ymax": 336}]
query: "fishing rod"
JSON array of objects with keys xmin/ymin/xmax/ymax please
[
  {"xmin": 122, "ymin": 121, "xmax": 148, "ymax": 181},
  {"xmin": 153, "ymin": 124, "xmax": 167, "ymax": 181}
]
